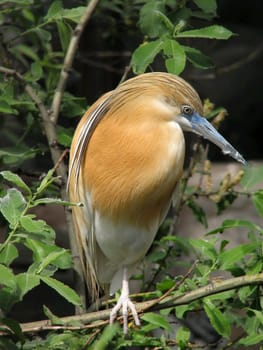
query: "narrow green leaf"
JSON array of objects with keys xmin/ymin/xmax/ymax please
[
  {"xmin": 219, "ymin": 243, "xmax": 255, "ymax": 270},
  {"xmin": 141, "ymin": 312, "xmax": 171, "ymax": 331},
  {"xmin": 252, "ymin": 190, "xmax": 263, "ymax": 218},
  {"xmin": 57, "ymin": 125, "xmax": 74, "ymax": 147},
  {"xmin": 176, "ymin": 25, "xmax": 234, "ymax": 40},
  {"xmin": 15, "ymin": 273, "xmax": 40, "ymax": 299},
  {"xmin": 176, "ymin": 326, "xmax": 191, "ymax": 348},
  {"xmin": 0, "ymin": 147, "xmax": 37, "ymax": 165},
  {"xmin": 139, "ymin": 0, "xmax": 166, "ymax": 38},
  {"xmin": 56, "ymin": 20, "xmax": 72, "ymax": 53},
  {"xmin": 30, "ymin": 61, "xmax": 43, "ymax": 81},
  {"xmin": 33, "ymin": 197, "xmax": 80, "ymax": 206},
  {"xmin": 189, "ymin": 238, "xmax": 217, "ymax": 260},
  {"xmin": 0, "ymin": 264, "xmax": 16, "ymax": 288},
  {"xmin": 0, "ymin": 100, "xmax": 18, "ymax": 114},
  {"xmin": 14, "ymin": 44, "xmax": 39, "ymax": 61},
  {"xmin": 0, "ymin": 170, "xmax": 31, "ymax": 194},
  {"xmin": 207, "ymin": 219, "xmax": 262, "ymax": 235},
  {"xmin": 91, "ymin": 324, "xmax": 120, "ymax": 350},
  {"xmin": 20, "ymin": 215, "xmax": 49, "ymax": 234},
  {"xmin": 203, "ymin": 298, "xmax": 231, "ymax": 337},
  {"xmin": 43, "ymin": 305, "xmax": 63, "ymax": 325},
  {"xmin": 239, "ymin": 333, "xmax": 263, "ymax": 346},
  {"xmin": 131, "ymin": 39, "xmax": 163, "ymax": 74},
  {"xmin": 36, "ymin": 169, "xmax": 56, "ymax": 194},
  {"xmin": 61, "ymin": 7, "xmax": 87, "ymax": 23},
  {"xmin": 0, "ymin": 243, "xmax": 18, "ymax": 266},
  {"xmin": 193, "ymin": 0, "xmax": 217, "ymax": 14},
  {"xmin": 184, "ymin": 45, "xmax": 214, "ymax": 69},
  {"xmin": 186, "ymin": 199, "xmax": 207, "ymax": 227},
  {"xmin": 0, "ymin": 188, "xmax": 26, "ymax": 227},
  {"xmin": 40, "ymin": 276, "xmax": 81, "ymax": 306},
  {"xmin": 37, "ymin": 249, "xmax": 71, "ymax": 273},
  {"xmin": 1, "ymin": 318, "xmax": 24, "ymax": 342},
  {"xmin": 45, "ymin": 0, "xmax": 63, "ymax": 19},
  {"xmin": 163, "ymin": 39, "xmax": 186, "ymax": 74}
]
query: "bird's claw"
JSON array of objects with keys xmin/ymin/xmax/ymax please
[{"xmin": 110, "ymin": 295, "xmax": 140, "ymax": 334}]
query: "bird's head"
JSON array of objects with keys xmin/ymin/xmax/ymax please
[{"xmin": 116, "ymin": 73, "xmax": 246, "ymax": 165}]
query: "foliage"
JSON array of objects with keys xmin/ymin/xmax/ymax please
[{"xmin": 0, "ymin": 0, "xmax": 262, "ymax": 349}]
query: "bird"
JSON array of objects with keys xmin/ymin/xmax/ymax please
[{"xmin": 68, "ymin": 72, "xmax": 246, "ymax": 333}]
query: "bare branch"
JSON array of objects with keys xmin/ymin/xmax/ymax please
[
  {"xmin": 0, "ymin": 272, "xmax": 261, "ymax": 335},
  {"xmin": 50, "ymin": 0, "xmax": 101, "ymax": 124}
]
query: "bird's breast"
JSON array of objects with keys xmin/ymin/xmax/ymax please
[{"xmin": 81, "ymin": 109, "xmax": 185, "ymax": 230}]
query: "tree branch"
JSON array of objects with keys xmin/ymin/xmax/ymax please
[
  {"xmin": 1, "ymin": 272, "xmax": 261, "ymax": 335},
  {"xmin": 50, "ymin": 0, "xmax": 101, "ymax": 124}
]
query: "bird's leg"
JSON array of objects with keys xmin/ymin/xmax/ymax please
[{"xmin": 110, "ymin": 267, "xmax": 140, "ymax": 334}]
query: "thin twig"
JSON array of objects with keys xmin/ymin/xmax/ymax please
[
  {"xmin": 50, "ymin": 0, "xmax": 101, "ymax": 124},
  {"xmin": 0, "ymin": 272, "xmax": 261, "ymax": 335}
]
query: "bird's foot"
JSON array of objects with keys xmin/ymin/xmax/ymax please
[{"xmin": 110, "ymin": 294, "xmax": 140, "ymax": 334}]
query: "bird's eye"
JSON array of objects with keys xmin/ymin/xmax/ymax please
[{"xmin": 181, "ymin": 105, "xmax": 194, "ymax": 116}]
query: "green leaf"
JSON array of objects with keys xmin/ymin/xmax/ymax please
[
  {"xmin": 238, "ymin": 286, "xmax": 256, "ymax": 304},
  {"xmin": 57, "ymin": 20, "xmax": 72, "ymax": 53},
  {"xmin": 36, "ymin": 249, "xmax": 71, "ymax": 273},
  {"xmin": 176, "ymin": 25, "xmax": 234, "ymax": 40},
  {"xmin": 0, "ymin": 243, "xmax": 18, "ymax": 266},
  {"xmin": 33, "ymin": 197, "xmax": 79, "ymax": 206},
  {"xmin": 239, "ymin": 333, "xmax": 263, "ymax": 346},
  {"xmin": 36, "ymin": 169, "xmax": 57, "ymax": 194},
  {"xmin": 20, "ymin": 215, "xmax": 49, "ymax": 234},
  {"xmin": 252, "ymin": 190, "xmax": 263, "ymax": 217},
  {"xmin": 148, "ymin": 250, "xmax": 166, "ymax": 263},
  {"xmin": 0, "ymin": 264, "xmax": 16, "ymax": 288},
  {"xmin": 1, "ymin": 318, "xmax": 24, "ymax": 342},
  {"xmin": 0, "ymin": 170, "xmax": 31, "ymax": 194},
  {"xmin": 40, "ymin": 276, "xmax": 81, "ymax": 306},
  {"xmin": 0, "ymin": 146, "xmax": 37, "ymax": 165},
  {"xmin": 15, "ymin": 273, "xmax": 40, "ymax": 299},
  {"xmin": 207, "ymin": 219, "xmax": 262, "ymax": 235},
  {"xmin": 203, "ymin": 298, "xmax": 231, "ymax": 337},
  {"xmin": 240, "ymin": 164, "xmax": 263, "ymax": 190},
  {"xmin": 186, "ymin": 199, "xmax": 207, "ymax": 227},
  {"xmin": 141, "ymin": 312, "xmax": 171, "ymax": 331},
  {"xmin": 184, "ymin": 46, "xmax": 214, "ymax": 69},
  {"xmin": 46, "ymin": 0, "xmax": 63, "ymax": 19},
  {"xmin": 0, "ymin": 100, "xmax": 18, "ymax": 114},
  {"xmin": 190, "ymin": 238, "xmax": 217, "ymax": 260},
  {"xmin": 131, "ymin": 39, "xmax": 163, "ymax": 74},
  {"xmin": 163, "ymin": 39, "xmax": 186, "ymax": 74},
  {"xmin": 13, "ymin": 44, "xmax": 39, "ymax": 61},
  {"xmin": 193, "ymin": 0, "xmax": 217, "ymax": 15},
  {"xmin": 139, "ymin": 0, "xmax": 166, "ymax": 38},
  {"xmin": 30, "ymin": 61, "xmax": 43, "ymax": 81},
  {"xmin": 25, "ymin": 239, "xmax": 71, "ymax": 269},
  {"xmin": 176, "ymin": 326, "xmax": 191, "ymax": 348},
  {"xmin": 0, "ymin": 188, "xmax": 26, "ymax": 227},
  {"xmin": 57, "ymin": 125, "xmax": 74, "ymax": 147},
  {"xmin": 61, "ymin": 7, "xmax": 87, "ymax": 23},
  {"xmin": 43, "ymin": 305, "xmax": 63, "ymax": 325},
  {"xmin": 219, "ymin": 243, "xmax": 255, "ymax": 270},
  {"xmin": 90, "ymin": 324, "xmax": 120, "ymax": 350}
]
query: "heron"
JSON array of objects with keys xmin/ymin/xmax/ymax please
[{"xmin": 68, "ymin": 72, "xmax": 246, "ymax": 333}]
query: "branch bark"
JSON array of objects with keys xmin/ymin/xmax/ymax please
[
  {"xmin": 50, "ymin": 0, "xmax": 101, "ymax": 124},
  {"xmin": 1, "ymin": 272, "xmax": 261, "ymax": 335}
]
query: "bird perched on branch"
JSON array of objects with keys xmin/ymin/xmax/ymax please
[{"xmin": 68, "ymin": 72, "xmax": 246, "ymax": 333}]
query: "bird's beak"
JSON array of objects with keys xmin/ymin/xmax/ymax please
[{"xmin": 178, "ymin": 112, "xmax": 247, "ymax": 165}]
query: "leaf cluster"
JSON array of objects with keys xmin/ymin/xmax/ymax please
[{"xmin": 131, "ymin": 0, "xmax": 232, "ymax": 74}]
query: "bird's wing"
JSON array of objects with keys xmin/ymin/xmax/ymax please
[{"xmin": 68, "ymin": 92, "xmax": 113, "ymax": 301}]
